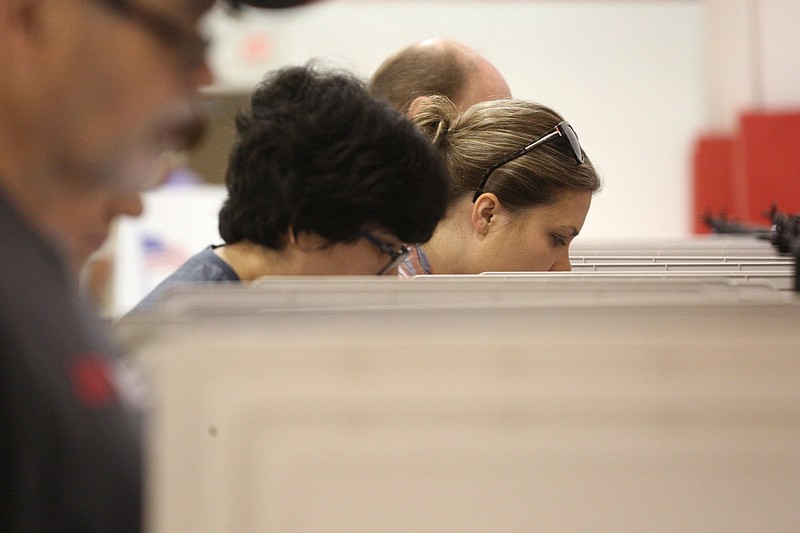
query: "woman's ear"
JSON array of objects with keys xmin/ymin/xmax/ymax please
[{"xmin": 470, "ymin": 193, "xmax": 503, "ymax": 236}]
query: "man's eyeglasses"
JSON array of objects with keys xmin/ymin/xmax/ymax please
[
  {"xmin": 88, "ymin": 0, "xmax": 209, "ymax": 71},
  {"xmin": 472, "ymin": 120, "xmax": 584, "ymax": 203},
  {"xmin": 360, "ymin": 230, "xmax": 411, "ymax": 276}
]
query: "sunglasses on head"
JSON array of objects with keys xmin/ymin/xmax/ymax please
[{"xmin": 472, "ymin": 120, "xmax": 584, "ymax": 203}]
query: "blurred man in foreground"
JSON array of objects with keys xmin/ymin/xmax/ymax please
[{"xmin": 0, "ymin": 0, "xmax": 312, "ymax": 530}]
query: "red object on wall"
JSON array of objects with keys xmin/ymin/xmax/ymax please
[
  {"xmin": 691, "ymin": 110, "xmax": 800, "ymax": 234},
  {"xmin": 738, "ymin": 110, "xmax": 800, "ymax": 224},
  {"xmin": 691, "ymin": 134, "xmax": 736, "ymax": 234}
]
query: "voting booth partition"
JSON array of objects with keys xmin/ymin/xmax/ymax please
[{"xmin": 117, "ymin": 236, "xmax": 800, "ymax": 532}]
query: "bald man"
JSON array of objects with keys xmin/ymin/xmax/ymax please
[{"xmin": 370, "ymin": 38, "xmax": 511, "ymax": 113}]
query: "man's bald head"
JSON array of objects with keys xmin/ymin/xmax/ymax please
[{"xmin": 370, "ymin": 38, "xmax": 511, "ymax": 114}]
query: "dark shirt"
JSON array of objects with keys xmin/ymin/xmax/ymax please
[
  {"xmin": 0, "ymin": 189, "xmax": 141, "ymax": 531},
  {"xmin": 128, "ymin": 245, "xmax": 240, "ymax": 315}
]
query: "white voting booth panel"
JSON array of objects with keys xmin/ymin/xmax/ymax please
[
  {"xmin": 572, "ymin": 262, "xmax": 791, "ymax": 273},
  {"xmin": 118, "ymin": 275, "xmax": 789, "ymax": 321},
  {"xmin": 475, "ymin": 270, "xmax": 794, "ymax": 291},
  {"xmin": 571, "ymin": 236, "xmax": 778, "ymax": 257},
  {"xmin": 135, "ymin": 298, "xmax": 800, "ymax": 533},
  {"xmin": 128, "ymin": 235, "xmax": 799, "ymax": 531},
  {"xmin": 566, "ymin": 235, "xmax": 794, "ymax": 289},
  {"xmin": 571, "ymin": 255, "xmax": 794, "ymax": 265},
  {"xmin": 569, "ymin": 257, "xmax": 792, "ymax": 272}
]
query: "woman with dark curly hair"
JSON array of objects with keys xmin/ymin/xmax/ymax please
[{"xmin": 130, "ymin": 63, "xmax": 449, "ymax": 314}]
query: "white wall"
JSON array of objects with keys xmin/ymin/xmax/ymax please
[
  {"xmin": 754, "ymin": 0, "xmax": 800, "ymax": 110},
  {"xmin": 704, "ymin": 0, "xmax": 759, "ymax": 132},
  {"xmin": 705, "ymin": 0, "xmax": 800, "ymax": 129}
]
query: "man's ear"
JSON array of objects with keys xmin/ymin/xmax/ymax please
[{"xmin": 470, "ymin": 193, "xmax": 503, "ymax": 236}]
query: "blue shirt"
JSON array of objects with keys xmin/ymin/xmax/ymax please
[{"xmin": 127, "ymin": 245, "xmax": 240, "ymax": 315}]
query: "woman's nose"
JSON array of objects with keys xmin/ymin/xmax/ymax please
[{"xmin": 549, "ymin": 249, "xmax": 572, "ymax": 272}]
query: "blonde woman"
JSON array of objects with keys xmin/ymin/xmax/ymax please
[{"xmin": 400, "ymin": 96, "xmax": 601, "ymax": 276}]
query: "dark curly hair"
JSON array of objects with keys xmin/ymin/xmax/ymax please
[{"xmin": 218, "ymin": 63, "xmax": 449, "ymax": 248}]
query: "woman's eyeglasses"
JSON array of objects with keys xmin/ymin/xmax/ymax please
[
  {"xmin": 359, "ymin": 231, "xmax": 411, "ymax": 276},
  {"xmin": 472, "ymin": 120, "xmax": 584, "ymax": 203}
]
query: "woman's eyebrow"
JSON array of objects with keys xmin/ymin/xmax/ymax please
[{"xmin": 556, "ymin": 226, "xmax": 579, "ymax": 237}]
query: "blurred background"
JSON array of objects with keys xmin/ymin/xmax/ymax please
[
  {"xmin": 198, "ymin": 0, "xmax": 799, "ymax": 239},
  {"xmin": 105, "ymin": 0, "xmax": 800, "ymax": 316}
]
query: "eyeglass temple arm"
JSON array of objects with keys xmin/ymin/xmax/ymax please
[{"xmin": 472, "ymin": 129, "xmax": 562, "ymax": 202}]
